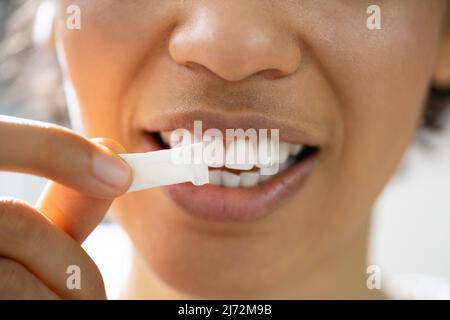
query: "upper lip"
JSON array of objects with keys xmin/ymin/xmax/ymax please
[{"xmin": 138, "ymin": 110, "xmax": 324, "ymax": 147}]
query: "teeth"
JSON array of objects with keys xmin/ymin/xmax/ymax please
[
  {"xmin": 240, "ymin": 171, "xmax": 260, "ymax": 188},
  {"xmin": 209, "ymin": 168, "xmax": 279, "ymax": 188},
  {"xmin": 160, "ymin": 131, "xmax": 303, "ymax": 165},
  {"xmin": 206, "ymin": 155, "xmax": 299, "ymax": 188},
  {"xmin": 203, "ymin": 131, "xmax": 225, "ymax": 168},
  {"xmin": 289, "ymin": 144, "xmax": 303, "ymax": 156},
  {"xmin": 259, "ymin": 173, "xmax": 271, "ymax": 183},
  {"xmin": 159, "ymin": 132, "xmax": 305, "ymax": 188},
  {"xmin": 260, "ymin": 162, "xmax": 279, "ymax": 176},
  {"xmin": 222, "ymin": 171, "xmax": 241, "ymax": 188},
  {"xmin": 160, "ymin": 131, "xmax": 173, "ymax": 147},
  {"xmin": 255, "ymin": 136, "xmax": 276, "ymax": 169},
  {"xmin": 208, "ymin": 170, "xmax": 223, "ymax": 186},
  {"xmin": 225, "ymin": 138, "xmax": 256, "ymax": 170},
  {"xmin": 279, "ymin": 142, "xmax": 290, "ymax": 164}
]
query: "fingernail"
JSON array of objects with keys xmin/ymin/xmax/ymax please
[{"xmin": 92, "ymin": 152, "xmax": 131, "ymax": 189}]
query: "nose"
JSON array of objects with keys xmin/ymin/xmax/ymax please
[{"xmin": 169, "ymin": 4, "xmax": 301, "ymax": 82}]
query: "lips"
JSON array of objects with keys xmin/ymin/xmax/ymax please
[{"xmin": 137, "ymin": 111, "xmax": 320, "ymax": 222}]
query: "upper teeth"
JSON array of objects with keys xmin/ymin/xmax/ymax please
[{"xmin": 160, "ymin": 131, "xmax": 304, "ymax": 187}]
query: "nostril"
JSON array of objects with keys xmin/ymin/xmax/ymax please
[
  {"xmin": 182, "ymin": 61, "xmax": 197, "ymax": 69},
  {"xmin": 259, "ymin": 68, "xmax": 292, "ymax": 80}
]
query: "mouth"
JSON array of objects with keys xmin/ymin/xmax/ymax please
[{"xmin": 138, "ymin": 112, "xmax": 320, "ymax": 222}]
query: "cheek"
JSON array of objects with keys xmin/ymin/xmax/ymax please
[
  {"xmin": 313, "ymin": 3, "xmax": 442, "ymax": 137},
  {"xmin": 56, "ymin": 21, "xmax": 129, "ymax": 137},
  {"xmin": 55, "ymin": 3, "xmax": 175, "ymax": 141},
  {"xmin": 280, "ymin": 2, "xmax": 446, "ymax": 229},
  {"xmin": 310, "ymin": 3, "xmax": 444, "ymax": 197}
]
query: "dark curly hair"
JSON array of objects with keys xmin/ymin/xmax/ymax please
[{"xmin": 0, "ymin": 0, "xmax": 449, "ymax": 130}]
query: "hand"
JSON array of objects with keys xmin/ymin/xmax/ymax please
[{"xmin": 0, "ymin": 115, "xmax": 132, "ymax": 299}]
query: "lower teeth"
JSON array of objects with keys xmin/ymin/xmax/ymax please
[{"xmin": 208, "ymin": 156, "xmax": 297, "ymax": 188}]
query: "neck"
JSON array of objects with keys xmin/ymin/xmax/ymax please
[{"xmin": 122, "ymin": 218, "xmax": 385, "ymax": 299}]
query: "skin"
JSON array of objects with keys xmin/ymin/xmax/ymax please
[{"xmin": 1, "ymin": 0, "xmax": 450, "ymax": 299}]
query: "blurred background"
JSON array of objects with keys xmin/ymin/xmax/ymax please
[{"xmin": 0, "ymin": 0, "xmax": 449, "ymax": 299}]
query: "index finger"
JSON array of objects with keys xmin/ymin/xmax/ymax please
[{"xmin": 0, "ymin": 115, "xmax": 131, "ymax": 199}]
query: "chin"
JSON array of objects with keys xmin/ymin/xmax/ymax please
[{"xmin": 113, "ymin": 192, "xmax": 311, "ymax": 298}]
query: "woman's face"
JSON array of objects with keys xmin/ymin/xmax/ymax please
[{"xmin": 54, "ymin": 0, "xmax": 448, "ymax": 297}]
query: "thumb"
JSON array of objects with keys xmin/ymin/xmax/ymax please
[{"xmin": 36, "ymin": 138, "xmax": 130, "ymax": 243}]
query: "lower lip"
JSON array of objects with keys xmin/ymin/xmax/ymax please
[
  {"xmin": 141, "ymin": 132, "xmax": 317, "ymax": 222},
  {"xmin": 164, "ymin": 157, "xmax": 316, "ymax": 222}
]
